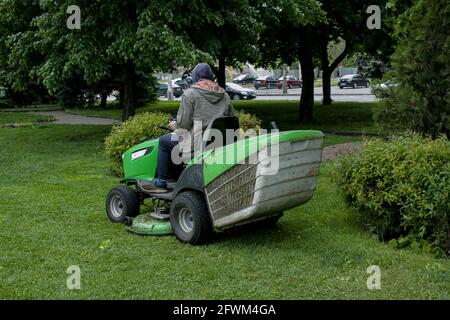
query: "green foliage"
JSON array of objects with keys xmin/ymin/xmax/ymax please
[
  {"xmin": 377, "ymin": 0, "xmax": 450, "ymax": 138},
  {"xmin": 1, "ymin": 0, "xmax": 207, "ymax": 118},
  {"xmin": 336, "ymin": 133, "xmax": 450, "ymax": 256},
  {"xmin": 104, "ymin": 112, "xmax": 169, "ymax": 175},
  {"xmin": 235, "ymin": 110, "xmax": 262, "ymax": 134}
]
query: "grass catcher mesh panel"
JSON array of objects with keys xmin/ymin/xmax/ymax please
[{"xmin": 205, "ymin": 163, "xmax": 257, "ymax": 220}]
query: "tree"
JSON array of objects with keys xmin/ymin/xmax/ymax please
[
  {"xmin": 167, "ymin": 0, "xmax": 260, "ymax": 88},
  {"xmin": 315, "ymin": 0, "xmax": 415, "ymax": 105},
  {"xmin": 0, "ymin": 0, "xmax": 55, "ymax": 105},
  {"xmin": 315, "ymin": 0, "xmax": 383, "ymax": 105},
  {"xmin": 256, "ymin": 0, "xmax": 325, "ymax": 122},
  {"xmin": 4, "ymin": 0, "xmax": 205, "ymax": 120},
  {"xmin": 378, "ymin": 0, "xmax": 450, "ymax": 138}
]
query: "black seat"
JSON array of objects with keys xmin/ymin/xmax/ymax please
[{"xmin": 203, "ymin": 116, "xmax": 240, "ymax": 151}]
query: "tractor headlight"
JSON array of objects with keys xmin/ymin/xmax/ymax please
[
  {"xmin": 131, "ymin": 147, "xmax": 153, "ymax": 161},
  {"xmin": 131, "ymin": 149, "xmax": 147, "ymax": 160}
]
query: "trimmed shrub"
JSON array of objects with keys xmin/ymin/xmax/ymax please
[
  {"xmin": 105, "ymin": 110, "xmax": 263, "ymax": 176},
  {"xmin": 105, "ymin": 112, "xmax": 169, "ymax": 176},
  {"xmin": 335, "ymin": 133, "xmax": 450, "ymax": 256},
  {"xmin": 235, "ymin": 110, "xmax": 262, "ymax": 134}
]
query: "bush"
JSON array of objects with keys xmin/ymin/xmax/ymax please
[
  {"xmin": 376, "ymin": 0, "xmax": 450, "ymax": 138},
  {"xmin": 105, "ymin": 110, "xmax": 263, "ymax": 176},
  {"xmin": 105, "ymin": 112, "xmax": 170, "ymax": 176},
  {"xmin": 235, "ymin": 110, "xmax": 262, "ymax": 134},
  {"xmin": 335, "ymin": 133, "xmax": 450, "ymax": 256}
]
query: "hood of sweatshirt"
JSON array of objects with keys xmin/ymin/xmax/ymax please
[{"xmin": 192, "ymin": 79, "xmax": 225, "ymax": 104}]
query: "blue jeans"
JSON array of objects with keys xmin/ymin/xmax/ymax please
[{"xmin": 156, "ymin": 133, "xmax": 182, "ymax": 181}]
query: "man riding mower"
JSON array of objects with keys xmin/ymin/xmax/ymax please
[{"xmin": 105, "ymin": 63, "xmax": 324, "ymax": 245}]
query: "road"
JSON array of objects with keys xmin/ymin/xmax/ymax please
[
  {"xmin": 161, "ymin": 86, "xmax": 377, "ymax": 103},
  {"xmin": 254, "ymin": 86, "xmax": 377, "ymax": 102}
]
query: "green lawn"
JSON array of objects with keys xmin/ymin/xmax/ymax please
[
  {"xmin": 67, "ymin": 100, "xmax": 380, "ymax": 134},
  {"xmin": 0, "ymin": 112, "xmax": 54, "ymax": 126},
  {"xmin": 0, "ymin": 124, "xmax": 448, "ymax": 299}
]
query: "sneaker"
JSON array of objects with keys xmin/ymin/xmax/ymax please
[{"xmin": 139, "ymin": 179, "xmax": 168, "ymax": 193}]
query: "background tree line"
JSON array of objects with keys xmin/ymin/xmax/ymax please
[{"xmin": 1, "ymin": 0, "xmax": 447, "ymax": 137}]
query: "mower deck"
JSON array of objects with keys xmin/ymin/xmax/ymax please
[{"xmin": 143, "ymin": 190, "xmax": 174, "ymax": 201}]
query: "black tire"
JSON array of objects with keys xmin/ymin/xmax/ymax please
[
  {"xmin": 106, "ymin": 186, "xmax": 140, "ymax": 223},
  {"xmin": 339, "ymin": 86, "xmax": 343, "ymax": 89},
  {"xmin": 365, "ymin": 81, "xmax": 369, "ymax": 88},
  {"xmin": 170, "ymin": 191, "xmax": 212, "ymax": 245},
  {"xmin": 288, "ymin": 84, "xmax": 292, "ymax": 89},
  {"xmin": 123, "ymin": 216, "xmax": 133, "ymax": 226},
  {"xmin": 232, "ymin": 94, "xmax": 241, "ymax": 100},
  {"xmin": 352, "ymin": 82, "xmax": 356, "ymax": 88}
]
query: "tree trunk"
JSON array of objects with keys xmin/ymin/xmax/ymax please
[
  {"xmin": 100, "ymin": 89, "xmax": 108, "ymax": 109},
  {"xmin": 322, "ymin": 69, "xmax": 332, "ymax": 105},
  {"xmin": 298, "ymin": 27, "xmax": 314, "ymax": 123},
  {"xmin": 217, "ymin": 56, "xmax": 226, "ymax": 88},
  {"xmin": 121, "ymin": 61, "xmax": 137, "ymax": 121},
  {"xmin": 322, "ymin": 40, "xmax": 349, "ymax": 106},
  {"xmin": 321, "ymin": 42, "xmax": 332, "ymax": 106}
]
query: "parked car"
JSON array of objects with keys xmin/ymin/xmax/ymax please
[
  {"xmin": 254, "ymin": 76, "xmax": 277, "ymax": 89},
  {"xmin": 371, "ymin": 78, "xmax": 399, "ymax": 97},
  {"xmin": 276, "ymin": 75, "xmax": 302, "ymax": 89},
  {"xmin": 338, "ymin": 74, "xmax": 370, "ymax": 89},
  {"xmin": 172, "ymin": 78, "xmax": 189, "ymax": 90},
  {"xmin": 232, "ymin": 74, "xmax": 257, "ymax": 85},
  {"xmin": 375, "ymin": 78, "xmax": 398, "ymax": 91},
  {"xmin": 225, "ymin": 82, "xmax": 256, "ymax": 100},
  {"xmin": 158, "ymin": 83, "xmax": 183, "ymax": 98}
]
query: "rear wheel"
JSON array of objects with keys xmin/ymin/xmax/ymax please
[
  {"xmin": 106, "ymin": 186, "xmax": 140, "ymax": 223},
  {"xmin": 170, "ymin": 191, "xmax": 212, "ymax": 245},
  {"xmin": 352, "ymin": 82, "xmax": 356, "ymax": 88}
]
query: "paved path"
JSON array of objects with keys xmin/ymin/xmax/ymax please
[
  {"xmin": 30, "ymin": 111, "xmax": 119, "ymax": 125},
  {"xmin": 322, "ymin": 142, "xmax": 362, "ymax": 161}
]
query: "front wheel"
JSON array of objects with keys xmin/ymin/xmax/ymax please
[
  {"xmin": 170, "ymin": 191, "xmax": 212, "ymax": 245},
  {"xmin": 232, "ymin": 94, "xmax": 241, "ymax": 100},
  {"xmin": 106, "ymin": 186, "xmax": 140, "ymax": 223}
]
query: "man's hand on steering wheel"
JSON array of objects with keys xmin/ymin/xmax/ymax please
[{"xmin": 168, "ymin": 120, "xmax": 176, "ymax": 130}]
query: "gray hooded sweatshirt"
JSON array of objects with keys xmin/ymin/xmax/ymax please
[{"xmin": 174, "ymin": 80, "xmax": 235, "ymax": 154}]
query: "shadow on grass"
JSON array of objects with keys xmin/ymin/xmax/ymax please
[{"xmin": 211, "ymin": 218, "xmax": 309, "ymax": 248}]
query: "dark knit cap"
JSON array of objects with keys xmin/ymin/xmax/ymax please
[{"xmin": 191, "ymin": 63, "xmax": 214, "ymax": 83}]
